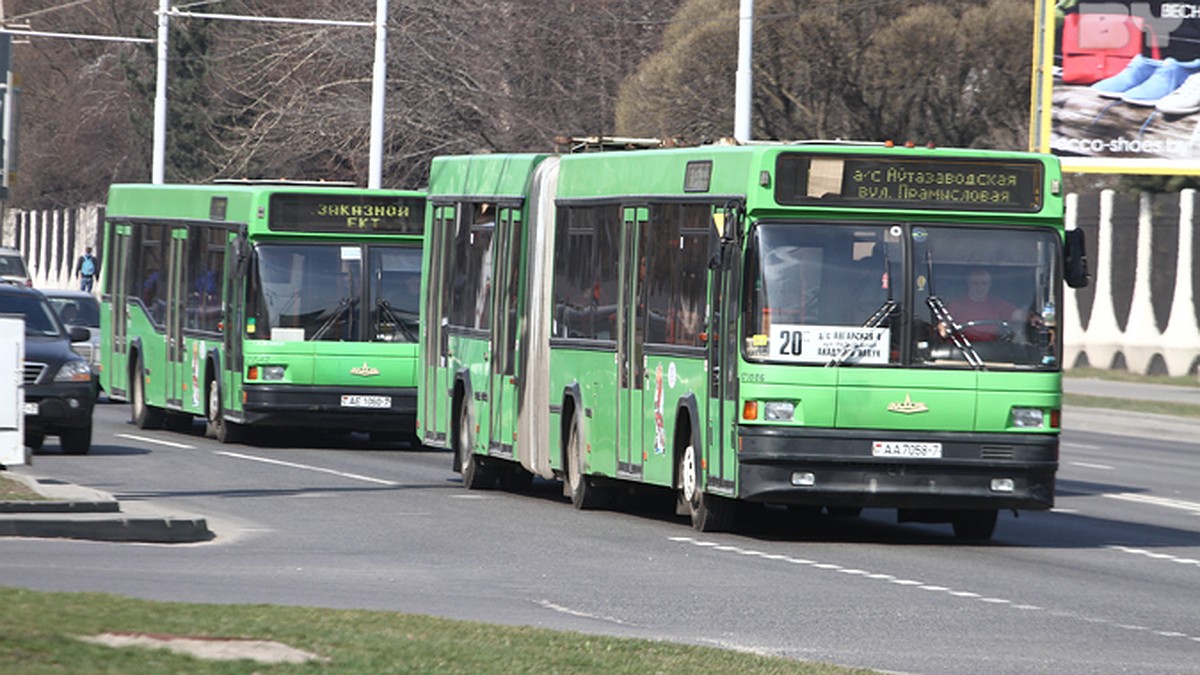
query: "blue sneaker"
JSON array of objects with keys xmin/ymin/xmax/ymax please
[
  {"xmin": 1122, "ymin": 58, "xmax": 1200, "ymax": 106},
  {"xmin": 1092, "ymin": 55, "xmax": 1161, "ymax": 99}
]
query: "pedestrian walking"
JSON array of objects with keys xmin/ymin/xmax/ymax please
[{"xmin": 76, "ymin": 246, "xmax": 97, "ymax": 292}]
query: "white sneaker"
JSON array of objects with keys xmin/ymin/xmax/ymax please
[{"xmin": 1157, "ymin": 72, "xmax": 1200, "ymax": 115}]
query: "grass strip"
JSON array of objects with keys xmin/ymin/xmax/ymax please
[
  {"xmin": 1064, "ymin": 393, "xmax": 1200, "ymax": 419},
  {"xmin": 0, "ymin": 587, "xmax": 872, "ymax": 674}
]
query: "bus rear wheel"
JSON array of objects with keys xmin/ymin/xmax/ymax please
[
  {"xmin": 131, "ymin": 358, "xmax": 164, "ymax": 429},
  {"xmin": 565, "ymin": 412, "xmax": 609, "ymax": 509},
  {"xmin": 678, "ymin": 440, "xmax": 735, "ymax": 532},
  {"xmin": 952, "ymin": 509, "xmax": 998, "ymax": 540},
  {"xmin": 456, "ymin": 403, "xmax": 495, "ymax": 489}
]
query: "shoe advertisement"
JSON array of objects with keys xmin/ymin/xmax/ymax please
[{"xmin": 1035, "ymin": 0, "xmax": 1200, "ymax": 169}]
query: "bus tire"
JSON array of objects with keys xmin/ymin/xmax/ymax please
[
  {"xmin": 952, "ymin": 509, "xmax": 998, "ymax": 540},
  {"xmin": 456, "ymin": 402, "xmax": 495, "ymax": 489},
  {"xmin": 498, "ymin": 464, "xmax": 534, "ymax": 492},
  {"xmin": 164, "ymin": 412, "xmax": 194, "ymax": 433},
  {"xmin": 565, "ymin": 412, "xmax": 609, "ymax": 509},
  {"xmin": 678, "ymin": 439, "xmax": 735, "ymax": 532},
  {"xmin": 207, "ymin": 378, "xmax": 243, "ymax": 444},
  {"xmin": 131, "ymin": 357, "xmax": 164, "ymax": 429}
]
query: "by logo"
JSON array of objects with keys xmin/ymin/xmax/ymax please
[
  {"xmin": 886, "ymin": 394, "xmax": 929, "ymax": 414},
  {"xmin": 350, "ymin": 361, "xmax": 380, "ymax": 377}
]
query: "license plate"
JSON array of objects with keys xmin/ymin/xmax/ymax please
[
  {"xmin": 340, "ymin": 395, "xmax": 391, "ymax": 409},
  {"xmin": 872, "ymin": 441, "xmax": 942, "ymax": 458},
  {"xmin": 22, "ymin": 402, "xmax": 38, "ymax": 415}
]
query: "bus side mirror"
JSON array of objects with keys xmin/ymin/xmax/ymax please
[{"xmin": 1064, "ymin": 228, "xmax": 1089, "ymax": 289}]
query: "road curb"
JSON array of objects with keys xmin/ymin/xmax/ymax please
[{"xmin": 0, "ymin": 472, "xmax": 213, "ymax": 544}]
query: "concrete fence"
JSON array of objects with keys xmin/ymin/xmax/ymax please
[
  {"xmin": 1, "ymin": 204, "xmax": 103, "ymax": 291},
  {"xmin": 3, "ymin": 191, "xmax": 1199, "ymax": 376}
]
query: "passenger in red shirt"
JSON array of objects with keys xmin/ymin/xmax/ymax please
[{"xmin": 944, "ymin": 268, "xmax": 1027, "ymax": 342}]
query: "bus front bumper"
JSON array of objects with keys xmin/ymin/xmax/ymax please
[
  {"xmin": 736, "ymin": 426, "xmax": 1058, "ymax": 511},
  {"xmin": 241, "ymin": 384, "xmax": 416, "ymax": 432}
]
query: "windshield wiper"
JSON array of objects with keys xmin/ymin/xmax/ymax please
[
  {"xmin": 375, "ymin": 299, "xmax": 417, "ymax": 342},
  {"xmin": 924, "ymin": 252, "xmax": 983, "ymax": 369},
  {"xmin": 312, "ymin": 297, "xmax": 357, "ymax": 341},
  {"xmin": 828, "ymin": 248, "xmax": 898, "ymax": 367}
]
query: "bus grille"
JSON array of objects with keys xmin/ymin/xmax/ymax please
[
  {"xmin": 980, "ymin": 446, "xmax": 1015, "ymax": 460},
  {"xmin": 23, "ymin": 362, "xmax": 47, "ymax": 385}
]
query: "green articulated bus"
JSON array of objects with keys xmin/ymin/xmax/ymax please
[
  {"xmin": 417, "ymin": 140, "xmax": 1088, "ymax": 539},
  {"xmin": 100, "ymin": 181, "xmax": 426, "ymax": 444}
]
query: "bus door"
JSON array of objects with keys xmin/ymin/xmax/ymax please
[
  {"xmin": 164, "ymin": 227, "xmax": 188, "ymax": 407},
  {"xmin": 489, "ymin": 208, "xmax": 521, "ymax": 460},
  {"xmin": 706, "ymin": 212, "xmax": 740, "ymax": 492},
  {"xmin": 617, "ymin": 206, "xmax": 649, "ymax": 479},
  {"xmin": 223, "ymin": 228, "xmax": 248, "ymax": 415},
  {"xmin": 107, "ymin": 223, "xmax": 133, "ymax": 398},
  {"xmin": 422, "ymin": 204, "xmax": 455, "ymax": 446}
]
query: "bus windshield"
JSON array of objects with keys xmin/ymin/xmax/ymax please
[
  {"xmin": 744, "ymin": 222, "xmax": 1061, "ymax": 370},
  {"xmin": 248, "ymin": 243, "xmax": 421, "ymax": 343}
]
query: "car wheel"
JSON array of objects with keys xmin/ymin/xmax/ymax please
[
  {"xmin": 59, "ymin": 423, "xmax": 92, "ymax": 455},
  {"xmin": 24, "ymin": 431, "xmax": 45, "ymax": 451}
]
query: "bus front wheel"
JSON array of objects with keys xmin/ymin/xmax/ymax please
[
  {"xmin": 206, "ymin": 379, "xmax": 243, "ymax": 444},
  {"xmin": 678, "ymin": 440, "xmax": 735, "ymax": 532},
  {"xmin": 952, "ymin": 509, "xmax": 998, "ymax": 540},
  {"xmin": 131, "ymin": 358, "xmax": 164, "ymax": 429}
]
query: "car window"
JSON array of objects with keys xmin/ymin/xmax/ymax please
[
  {"xmin": 0, "ymin": 253, "xmax": 28, "ymax": 278},
  {"xmin": 47, "ymin": 296, "xmax": 100, "ymax": 328},
  {"xmin": 0, "ymin": 294, "xmax": 63, "ymax": 337}
]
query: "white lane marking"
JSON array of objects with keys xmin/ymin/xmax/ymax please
[
  {"xmin": 668, "ymin": 536, "xmax": 1200, "ymax": 645},
  {"xmin": 214, "ymin": 450, "xmax": 399, "ymax": 486},
  {"xmin": 537, "ymin": 600, "xmax": 634, "ymax": 626},
  {"xmin": 1104, "ymin": 493, "xmax": 1200, "ymax": 515},
  {"xmin": 1108, "ymin": 545, "xmax": 1200, "ymax": 568},
  {"xmin": 115, "ymin": 433, "xmax": 196, "ymax": 450},
  {"xmin": 1063, "ymin": 442, "xmax": 1101, "ymax": 451},
  {"xmin": 1069, "ymin": 461, "xmax": 1114, "ymax": 470}
]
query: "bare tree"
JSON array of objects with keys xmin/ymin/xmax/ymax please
[{"xmin": 617, "ymin": 0, "xmax": 1032, "ymax": 148}]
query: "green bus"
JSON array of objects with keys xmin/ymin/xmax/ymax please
[
  {"xmin": 418, "ymin": 141, "xmax": 1088, "ymax": 539},
  {"xmin": 100, "ymin": 182, "xmax": 426, "ymax": 444}
]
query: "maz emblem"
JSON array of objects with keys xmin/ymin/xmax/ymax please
[
  {"xmin": 887, "ymin": 394, "xmax": 929, "ymax": 414},
  {"xmin": 350, "ymin": 362, "xmax": 381, "ymax": 377}
]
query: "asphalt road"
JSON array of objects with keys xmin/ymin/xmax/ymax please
[{"xmin": 3, "ymin": 396, "xmax": 1199, "ymax": 674}]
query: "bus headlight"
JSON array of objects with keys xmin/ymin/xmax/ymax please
[
  {"xmin": 262, "ymin": 365, "xmax": 287, "ymax": 381},
  {"xmin": 1010, "ymin": 408, "xmax": 1045, "ymax": 428},
  {"xmin": 763, "ymin": 401, "xmax": 796, "ymax": 422}
]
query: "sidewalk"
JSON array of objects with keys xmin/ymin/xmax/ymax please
[{"xmin": 0, "ymin": 376, "xmax": 1194, "ymax": 543}]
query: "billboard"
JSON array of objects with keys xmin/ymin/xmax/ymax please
[{"xmin": 1032, "ymin": 1, "xmax": 1200, "ymax": 173}]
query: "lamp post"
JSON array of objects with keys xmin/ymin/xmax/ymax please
[
  {"xmin": 156, "ymin": 3, "xmax": 386, "ymax": 187},
  {"xmin": 152, "ymin": 0, "xmax": 168, "ymax": 184},
  {"xmin": 734, "ymin": 0, "xmax": 753, "ymax": 143}
]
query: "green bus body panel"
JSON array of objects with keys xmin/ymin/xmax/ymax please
[
  {"xmin": 428, "ymin": 154, "xmax": 549, "ymax": 202},
  {"xmin": 101, "ymin": 182, "xmax": 425, "ymax": 434},
  {"xmin": 420, "ymin": 143, "xmax": 1067, "ymax": 516}
]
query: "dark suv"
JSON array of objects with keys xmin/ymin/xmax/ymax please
[{"xmin": 0, "ymin": 286, "xmax": 95, "ymax": 454}]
